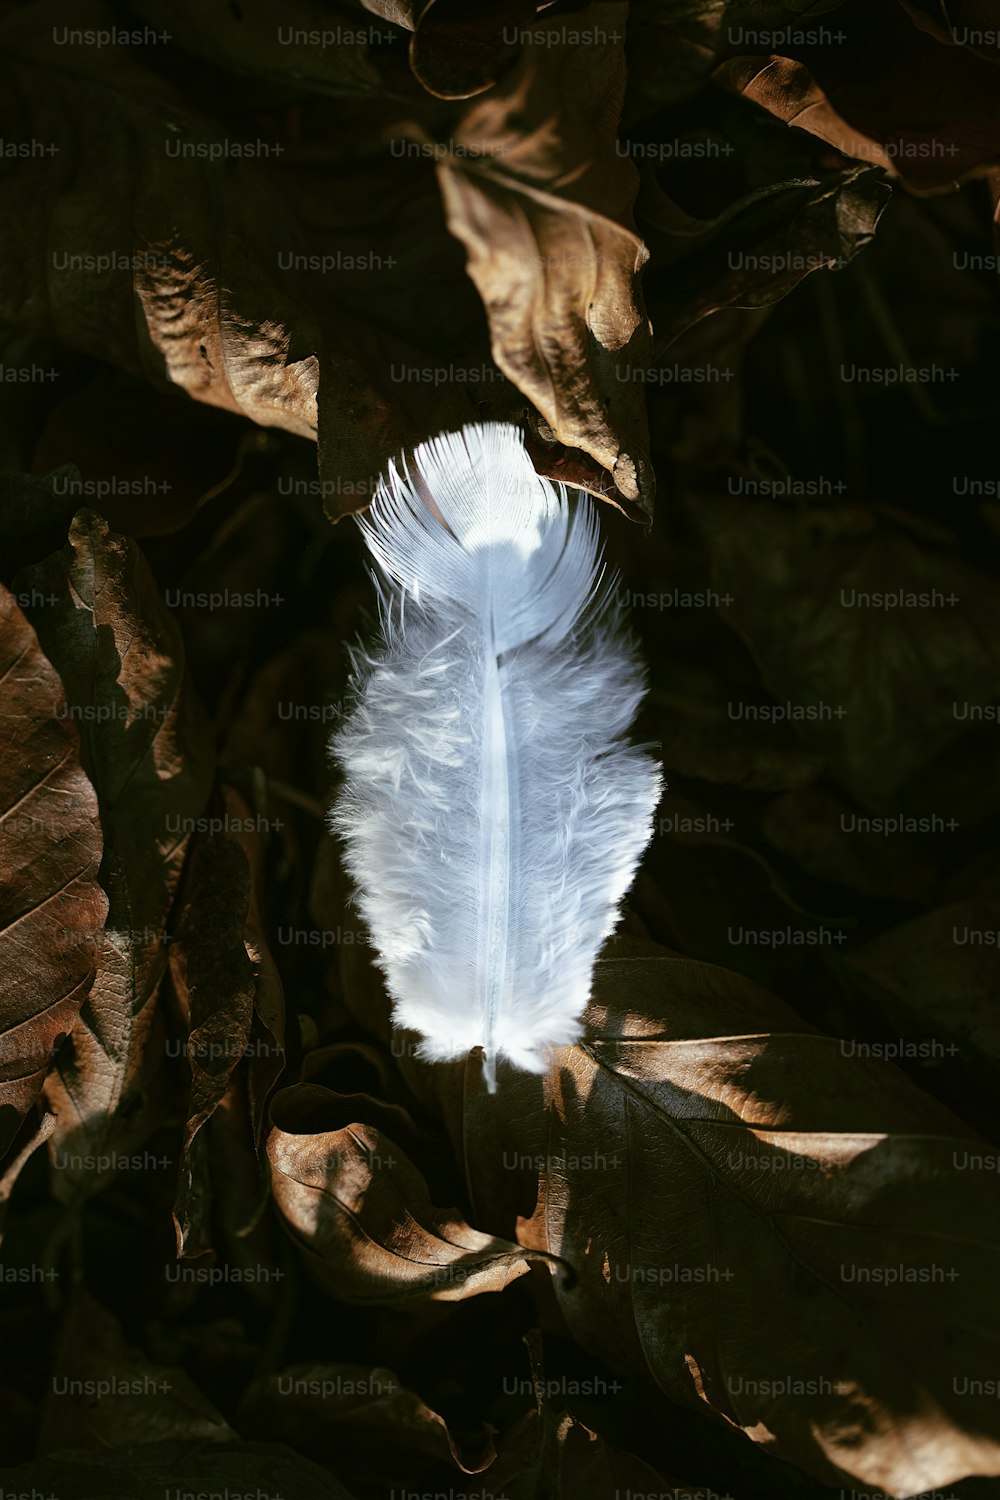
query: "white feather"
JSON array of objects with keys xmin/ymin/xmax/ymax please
[{"xmin": 329, "ymin": 423, "xmax": 662, "ymax": 1091}]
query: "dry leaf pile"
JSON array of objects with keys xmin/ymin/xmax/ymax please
[{"xmin": 1, "ymin": 2, "xmax": 1000, "ymax": 1497}]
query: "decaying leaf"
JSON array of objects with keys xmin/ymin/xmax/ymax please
[
  {"xmin": 643, "ymin": 165, "xmax": 889, "ymax": 344},
  {"xmin": 437, "ymin": 1, "xmax": 655, "ymax": 514},
  {"xmin": 1, "ymin": 0, "xmax": 999, "ymax": 1492},
  {"xmin": 0, "ymin": 584, "xmax": 106, "ymax": 1155},
  {"xmin": 266, "ymin": 1081, "xmax": 559, "ymax": 1301},
  {"xmin": 400, "ymin": 946, "xmax": 1000, "ymax": 1496},
  {"xmin": 717, "ymin": 1, "xmax": 1000, "ymax": 193},
  {"xmin": 14, "ymin": 511, "xmax": 214, "ymax": 1202}
]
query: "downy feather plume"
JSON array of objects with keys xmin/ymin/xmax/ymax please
[{"xmin": 329, "ymin": 422, "xmax": 662, "ymax": 1091}]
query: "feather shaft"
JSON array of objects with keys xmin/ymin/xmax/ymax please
[{"xmin": 479, "ymin": 643, "xmax": 512, "ymax": 1093}]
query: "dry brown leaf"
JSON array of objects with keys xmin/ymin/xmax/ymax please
[
  {"xmin": 266, "ymin": 1080, "xmax": 560, "ymax": 1301},
  {"xmin": 0, "ymin": 4, "xmax": 519, "ymax": 510},
  {"xmin": 716, "ymin": 2, "xmax": 1000, "ymax": 194},
  {"xmin": 399, "ymin": 945, "xmax": 1000, "ymax": 1496},
  {"xmin": 436, "ymin": 0, "xmax": 655, "ymax": 514},
  {"xmin": 0, "ymin": 584, "xmax": 106, "ymax": 1155},
  {"xmin": 642, "ymin": 165, "xmax": 888, "ymax": 344},
  {"xmin": 14, "ymin": 511, "xmax": 214, "ymax": 1203}
]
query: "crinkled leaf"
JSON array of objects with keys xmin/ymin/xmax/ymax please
[
  {"xmin": 0, "ymin": 584, "xmax": 106, "ymax": 1154},
  {"xmin": 266, "ymin": 1082, "xmax": 556, "ymax": 1301},
  {"xmin": 401, "ymin": 947, "xmax": 1000, "ymax": 1496},
  {"xmin": 436, "ymin": 0, "xmax": 655, "ymax": 514},
  {"xmin": 625, "ymin": 0, "xmax": 857, "ymax": 112},
  {"xmin": 0, "ymin": 4, "xmax": 521, "ymax": 513},
  {"xmin": 717, "ymin": 1, "xmax": 1000, "ymax": 193},
  {"xmin": 644, "ymin": 165, "xmax": 889, "ymax": 345},
  {"xmin": 13, "ymin": 511, "xmax": 214, "ymax": 1203}
]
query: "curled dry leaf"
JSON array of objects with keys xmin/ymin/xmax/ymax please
[
  {"xmin": 0, "ymin": 584, "xmax": 106, "ymax": 1156},
  {"xmin": 436, "ymin": 0, "xmax": 656, "ymax": 514},
  {"xmin": 0, "ymin": 1, "xmax": 315, "ymax": 434},
  {"xmin": 642, "ymin": 166, "xmax": 889, "ymax": 345},
  {"xmin": 716, "ymin": 1, "xmax": 1000, "ymax": 193},
  {"xmin": 266, "ymin": 1081, "xmax": 556, "ymax": 1301},
  {"xmin": 400, "ymin": 947, "xmax": 1000, "ymax": 1497},
  {"xmin": 14, "ymin": 511, "xmax": 214, "ymax": 1203}
]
